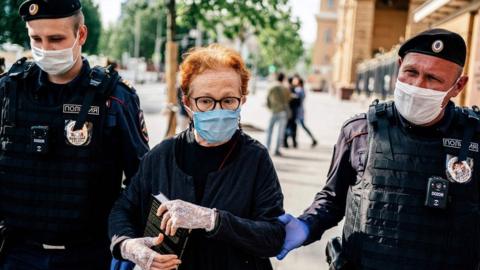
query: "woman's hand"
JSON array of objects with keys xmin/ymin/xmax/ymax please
[
  {"xmin": 157, "ymin": 199, "xmax": 217, "ymax": 236},
  {"xmin": 120, "ymin": 234, "xmax": 182, "ymax": 270}
]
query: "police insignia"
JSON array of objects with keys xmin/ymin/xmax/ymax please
[
  {"xmin": 139, "ymin": 110, "xmax": 149, "ymax": 142},
  {"xmin": 432, "ymin": 40, "xmax": 444, "ymax": 53},
  {"xmin": 65, "ymin": 120, "xmax": 93, "ymax": 146},
  {"xmin": 29, "ymin": 4, "xmax": 39, "ymax": 16},
  {"xmin": 445, "ymin": 154, "xmax": 473, "ymax": 184}
]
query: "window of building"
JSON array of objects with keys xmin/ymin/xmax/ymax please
[
  {"xmin": 327, "ymin": 0, "xmax": 334, "ymax": 9},
  {"xmin": 324, "ymin": 29, "xmax": 332, "ymax": 44}
]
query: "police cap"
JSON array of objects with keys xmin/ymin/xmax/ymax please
[
  {"xmin": 398, "ymin": 28, "xmax": 466, "ymax": 67},
  {"xmin": 19, "ymin": 0, "xmax": 82, "ymax": 22}
]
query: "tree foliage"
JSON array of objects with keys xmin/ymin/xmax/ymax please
[
  {"xmin": 82, "ymin": 0, "xmax": 102, "ymax": 55},
  {"xmin": 0, "ymin": 0, "xmax": 29, "ymax": 47},
  {"xmin": 257, "ymin": 16, "xmax": 304, "ymax": 71},
  {"xmin": 100, "ymin": 0, "xmax": 304, "ymax": 71}
]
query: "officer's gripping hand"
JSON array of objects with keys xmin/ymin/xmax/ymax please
[
  {"xmin": 276, "ymin": 213, "xmax": 310, "ymax": 260},
  {"xmin": 120, "ymin": 234, "xmax": 181, "ymax": 270},
  {"xmin": 157, "ymin": 199, "xmax": 217, "ymax": 236}
]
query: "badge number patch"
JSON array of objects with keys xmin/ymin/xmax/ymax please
[{"xmin": 65, "ymin": 120, "xmax": 93, "ymax": 146}]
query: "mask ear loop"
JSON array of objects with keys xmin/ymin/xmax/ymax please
[{"xmin": 442, "ymin": 77, "xmax": 460, "ymax": 108}]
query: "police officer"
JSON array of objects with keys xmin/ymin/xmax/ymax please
[
  {"xmin": 276, "ymin": 28, "xmax": 480, "ymax": 270},
  {"xmin": 0, "ymin": 1, "xmax": 149, "ymax": 269}
]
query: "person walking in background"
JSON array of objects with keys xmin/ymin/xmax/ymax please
[
  {"xmin": 266, "ymin": 73, "xmax": 291, "ymax": 156},
  {"xmin": 294, "ymin": 76, "xmax": 317, "ymax": 147},
  {"xmin": 283, "ymin": 76, "xmax": 300, "ymax": 148}
]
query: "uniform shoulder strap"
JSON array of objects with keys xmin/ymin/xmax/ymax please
[
  {"xmin": 7, "ymin": 57, "xmax": 36, "ymax": 79},
  {"xmin": 88, "ymin": 64, "xmax": 120, "ymax": 98},
  {"xmin": 367, "ymin": 99, "xmax": 395, "ymax": 124},
  {"xmin": 72, "ymin": 65, "xmax": 120, "ymax": 131}
]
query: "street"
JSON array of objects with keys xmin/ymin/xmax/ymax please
[{"xmin": 137, "ymin": 81, "xmax": 367, "ymax": 270}]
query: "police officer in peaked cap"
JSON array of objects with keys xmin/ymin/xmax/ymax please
[
  {"xmin": 0, "ymin": 0, "xmax": 150, "ymax": 269},
  {"xmin": 276, "ymin": 28, "xmax": 480, "ymax": 270}
]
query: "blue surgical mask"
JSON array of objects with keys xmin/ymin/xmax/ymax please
[{"xmin": 192, "ymin": 108, "xmax": 240, "ymax": 144}]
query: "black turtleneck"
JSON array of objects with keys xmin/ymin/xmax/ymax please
[{"xmin": 175, "ymin": 129, "xmax": 241, "ymax": 203}]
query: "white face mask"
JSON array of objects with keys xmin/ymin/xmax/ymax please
[
  {"xmin": 394, "ymin": 79, "xmax": 456, "ymax": 126},
  {"xmin": 31, "ymin": 36, "xmax": 80, "ymax": 76}
]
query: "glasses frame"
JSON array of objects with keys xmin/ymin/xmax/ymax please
[{"xmin": 189, "ymin": 96, "xmax": 242, "ymax": 112}]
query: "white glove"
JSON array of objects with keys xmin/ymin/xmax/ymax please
[
  {"xmin": 120, "ymin": 234, "xmax": 181, "ymax": 270},
  {"xmin": 157, "ymin": 199, "xmax": 217, "ymax": 236}
]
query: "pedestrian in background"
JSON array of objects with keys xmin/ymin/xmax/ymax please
[
  {"xmin": 265, "ymin": 72, "xmax": 291, "ymax": 156},
  {"xmin": 294, "ymin": 76, "xmax": 317, "ymax": 147},
  {"xmin": 283, "ymin": 76, "xmax": 301, "ymax": 148}
]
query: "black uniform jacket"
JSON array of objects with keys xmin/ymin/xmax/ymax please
[
  {"xmin": 109, "ymin": 130, "xmax": 285, "ymax": 270},
  {"xmin": 299, "ymin": 102, "xmax": 459, "ymax": 244}
]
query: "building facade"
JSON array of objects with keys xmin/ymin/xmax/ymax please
[
  {"xmin": 321, "ymin": 0, "xmax": 479, "ymax": 106},
  {"xmin": 311, "ymin": 0, "xmax": 338, "ymax": 92}
]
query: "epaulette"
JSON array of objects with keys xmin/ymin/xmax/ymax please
[
  {"xmin": 455, "ymin": 106, "xmax": 480, "ymax": 132},
  {"xmin": 342, "ymin": 113, "xmax": 367, "ymax": 128},
  {"xmin": 118, "ymin": 78, "xmax": 136, "ymax": 93}
]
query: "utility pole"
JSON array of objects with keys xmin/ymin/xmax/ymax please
[{"xmin": 164, "ymin": 0, "xmax": 178, "ymax": 138}]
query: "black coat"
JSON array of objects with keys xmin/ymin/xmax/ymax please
[{"xmin": 109, "ymin": 131, "xmax": 285, "ymax": 270}]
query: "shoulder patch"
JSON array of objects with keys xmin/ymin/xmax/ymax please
[
  {"xmin": 120, "ymin": 78, "xmax": 135, "ymax": 91},
  {"xmin": 342, "ymin": 113, "xmax": 367, "ymax": 128}
]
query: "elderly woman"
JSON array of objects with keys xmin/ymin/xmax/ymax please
[{"xmin": 108, "ymin": 44, "xmax": 285, "ymax": 270}]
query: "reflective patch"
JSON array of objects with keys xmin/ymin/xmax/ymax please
[
  {"xmin": 65, "ymin": 120, "xmax": 93, "ymax": 146},
  {"xmin": 443, "ymin": 138, "xmax": 479, "ymax": 152},
  {"xmin": 445, "ymin": 154, "xmax": 474, "ymax": 184},
  {"xmin": 139, "ymin": 110, "xmax": 149, "ymax": 142},
  {"xmin": 63, "ymin": 104, "xmax": 100, "ymax": 116}
]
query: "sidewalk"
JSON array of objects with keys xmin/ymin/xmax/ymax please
[{"xmin": 138, "ymin": 84, "xmax": 367, "ymax": 270}]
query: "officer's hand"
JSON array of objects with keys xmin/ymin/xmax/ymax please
[
  {"xmin": 120, "ymin": 234, "xmax": 181, "ymax": 270},
  {"xmin": 276, "ymin": 213, "xmax": 310, "ymax": 260}
]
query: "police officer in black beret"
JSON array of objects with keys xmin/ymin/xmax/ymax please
[
  {"xmin": 0, "ymin": 1, "xmax": 150, "ymax": 269},
  {"xmin": 275, "ymin": 28, "xmax": 480, "ymax": 269}
]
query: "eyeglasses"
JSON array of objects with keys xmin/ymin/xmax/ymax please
[{"xmin": 190, "ymin": 96, "xmax": 241, "ymax": 112}]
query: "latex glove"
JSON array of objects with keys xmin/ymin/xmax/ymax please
[
  {"xmin": 120, "ymin": 234, "xmax": 181, "ymax": 270},
  {"xmin": 157, "ymin": 199, "xmax": 216, "ymax": 236},
  {"xmin": 276, "ymin": 213, "xmax": 310, "ymax": 260}
]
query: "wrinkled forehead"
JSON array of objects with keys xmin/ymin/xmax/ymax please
[{"xmin": 402, "ymin": 52, "xmax": 462, "ymax": 77}]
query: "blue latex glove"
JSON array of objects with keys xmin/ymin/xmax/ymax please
[
  {"xmin": 276, "ymin": 213, "xmax": 310, "ymax": 260},
  {"xmin": 110, "ymin": 258, "xmax": 135, "ymax": 270}
]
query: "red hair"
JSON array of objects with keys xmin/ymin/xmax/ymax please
[{"xmin": 180, "ymin": 44, "xmax": 250, "ymax": 96}]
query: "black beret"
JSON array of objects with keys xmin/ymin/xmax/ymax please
[
  {"xmin": 398, "ymin": 28, "xmax": 466, "ymax": 67},
  {"xmin": 19, "ymin": 0, "xmax": 81, "ymax": 22}
]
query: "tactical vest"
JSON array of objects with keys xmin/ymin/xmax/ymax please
[
  {"xmin": 343, "ymin": 101, "xmax": 480, "ymax": 270},
  {"xmin": 0, "ymin": 59, "xmax": 122, "ymax": 244}
]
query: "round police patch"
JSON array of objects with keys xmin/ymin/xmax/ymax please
[
  {"xmin": 65, "ymin": 120, "xmax": 93, "ymax": 146},
  {"xmin": 29, "ymin": 4, "xmax": 39, "ymax": 16},
  {"xmin": 432, "ymin": 40, "xmax": 444, "ymax": 53},
  {"xmin": 446, "ymin": 156, "xmax": 472, "ymax": 184}
]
